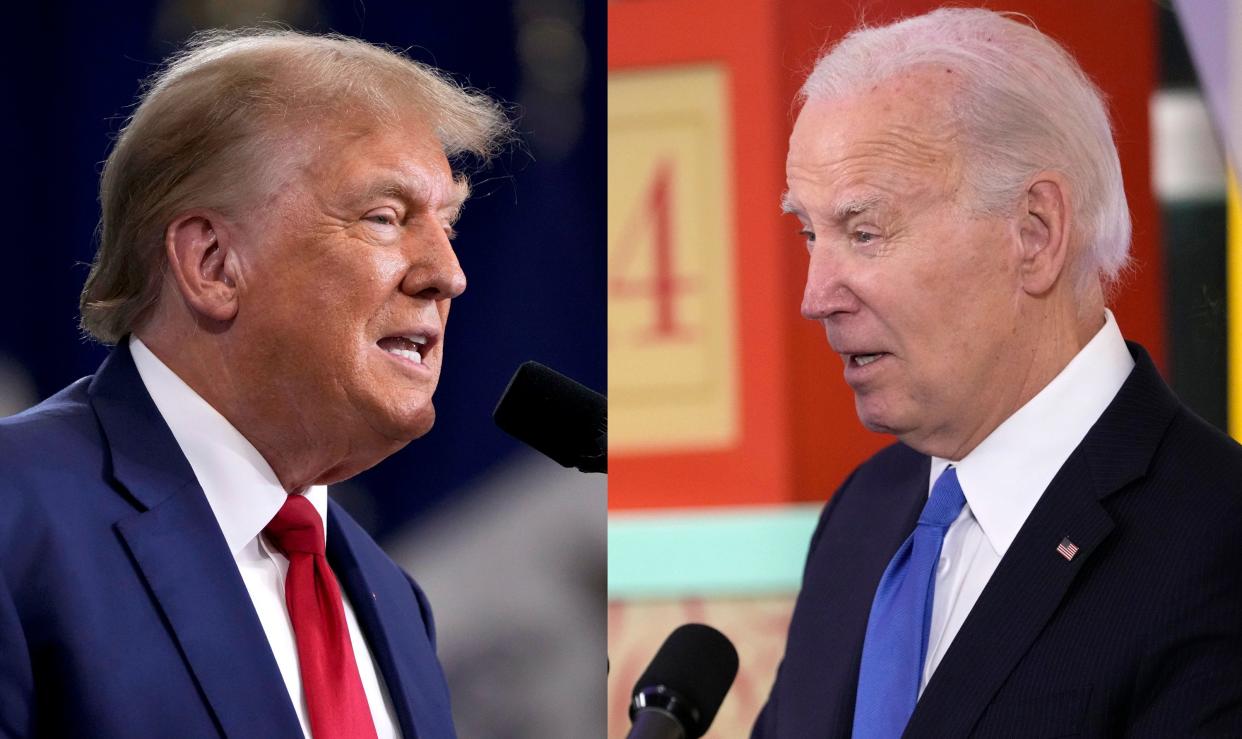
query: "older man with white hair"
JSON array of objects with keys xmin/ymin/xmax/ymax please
[
  {"xmin": 0, "ymin": 29, "xmax": 508, "ymax": 738},
  {"xmin": 757, "ymin": 8, "xmax": 1242, "ymax": 738}
]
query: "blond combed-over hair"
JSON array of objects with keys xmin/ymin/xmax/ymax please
[{"xmin": 80, "ymin": 27, "xmax": 511, "ymax": 344}]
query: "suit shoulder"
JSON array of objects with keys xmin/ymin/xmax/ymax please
[
  {"xmin": 0, "ymin": 377, "xmax": 104, "ymax": 505},
  {"xmin": 1143, "ymin": 405, "xmax": 1242, "ymax": 522},
  {"xmin": 0, "ymin": 378, "xmax": 97, "ymax": 465},
  {"xmin": 0, "ymin": 377, "xmax": 108, "ymax": 581},
  {"xmin": 1161, "ymin": 405, "xmax": 1242, "ymax": 477}
]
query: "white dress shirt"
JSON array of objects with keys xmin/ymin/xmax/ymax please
[
  {"xmin": 919, "ymin": 310, "xmax": 1134, "ymax": 694},
  {"xmin": 130, "ymin": 337, "xmax": 400, "ymax": 738}
]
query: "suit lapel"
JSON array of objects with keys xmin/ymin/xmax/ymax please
[
  {"xmin": 91, "ymin": 343, "xmax": 302, "ymax": 738},
  {"xmin": 328, "ymin": 504, "xmax": 455, "ymax": 739},
  {"xmin": 906, "ymin": 344, "xmax": 1178, "ymax": 737},
  {"xmin": 906, "ymin": 452, "xmax": 1113, "ymax": 737}
]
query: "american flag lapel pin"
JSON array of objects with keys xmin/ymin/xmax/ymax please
[{"xmin": 1056, "ymin": 537, "xmax": 1079, "ymax": 561}]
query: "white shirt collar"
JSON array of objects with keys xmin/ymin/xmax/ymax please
[
  {"xmin": 129, "ymin": 336, "xmax": 329, "ymax": 554},
  {"xmin": 930, "ymin": 310, "xmax": 1134, "ymax": 557}
]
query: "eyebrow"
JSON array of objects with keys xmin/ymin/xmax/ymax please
[
  {"xmin": 350, "ymin": 175, "xmax": 472, "ymax": 224},
  {"xmin": 829, "ymin": 194, "xmax": 885, "ymax": 222},
  {"xmin": 780, "ymin": 191, "xmax": 887, "ymax": 222}
]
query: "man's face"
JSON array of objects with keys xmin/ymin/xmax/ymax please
[
  {"xmin": 228, "ymin": 112, "xmax": 467, "ymax": 457},
  {"xmin": 785, "ymin": 71, "xmax": 1027, "ymax": 457}
]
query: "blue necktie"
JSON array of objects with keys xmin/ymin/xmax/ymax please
[{"xmin": 852, "ymin": 466, "xmax": 967, "ymax": 739}]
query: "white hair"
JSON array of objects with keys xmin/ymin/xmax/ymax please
[{"xmin": 800, "ymin": 8, "xmax": 1131, "ymax": 294}]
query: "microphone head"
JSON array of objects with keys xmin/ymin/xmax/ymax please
[
  {"xmin": 630, "ymin": 623, "xmax": 739, "ymax": 738},
  {"xmin": 493, "ymin": 361, "xmax": 607, "ymax": 473}
]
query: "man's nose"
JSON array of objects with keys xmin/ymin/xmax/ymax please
[
  {"xmin": 801, "ymin": 244, "xmax": 856, "ymax": 320},
  {"xmin": 401, "ymin": 220, "xmax": 467, "ymax": 300}
]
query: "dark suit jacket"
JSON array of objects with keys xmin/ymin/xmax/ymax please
[
  {"xmin": 0, "ymin": 342, "xmax": 455, "ymax": 738},
  {"xmin": 754, "ymin": 345, "xmax": 1242, "ymax": 738}
]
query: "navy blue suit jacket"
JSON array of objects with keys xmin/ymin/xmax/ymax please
[
  {"xmin": 0, "ymin": 342, "xmax": 455, "ymax": 738},
  {"xmin": 755, "ymin": 345, "xmax": 1242, "ymax": 737}
]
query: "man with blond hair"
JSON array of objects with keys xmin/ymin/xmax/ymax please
[
  {"xmin": 0, "ymin": 29, "xmax": 508, "ymax": 737},
  {"xmin": 757, "ymin": 8, "xmax": 1242, "ymax": 737}
]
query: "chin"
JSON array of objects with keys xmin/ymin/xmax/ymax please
[
  {"xmin": 349, "ymin": 392, "xmax": 437, "ymax": 448},
  {"xmin": 404, "ymin": 407, "xmax": 437, "ymax": 440},
  {"xmin": 385, "ymin": 402, "xmax": 437, "ymax": 443},
  {"xmin": 855, "ymin": 394, "xmax": 889, "ymax": 431},
  {"xmin": 854, "ymin": 395, "xmax": 911, "ymax": 438}
]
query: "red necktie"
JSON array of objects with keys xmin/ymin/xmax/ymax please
[{"xmin": 264, "ymin": 495, "xmax": 379, "ymax": 739}]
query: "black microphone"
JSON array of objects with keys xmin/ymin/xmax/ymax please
[
  {"xmin": 628, "ymin": 624, "xmax": 739, "ymax": 739},
  {"xmin": 493, "ymin": 361, "xmax": 606, "ymax": 473}
]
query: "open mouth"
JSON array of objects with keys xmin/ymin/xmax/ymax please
[
  {"xmin": 378, "ymin": 335, "xmax": 430, "ymax": 365},
  {"xmin": 849, "ymin": 352, "xmax": 888, "ymax": 367}
]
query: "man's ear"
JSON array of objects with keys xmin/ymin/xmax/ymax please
[
  {"xmin": 164, "ymin": 212, "xmax": 240, "ymax": 323},
  {"xmin": 1018, "ymin": 173, "xmax": 1073, "ymax": 296}
]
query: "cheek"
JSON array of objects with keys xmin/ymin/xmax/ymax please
[{"xmin": 324, "ymin": 270, "xmax": 400, "ymax": 331}]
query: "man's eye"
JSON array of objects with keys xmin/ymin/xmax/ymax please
[
  {"xmin": 799, "ymin": 229, "xmax": 816, "ymax": 243},
  {"xmin": 364, "ymin": 210, "xmax": 400, "ymax": 226},
  {"xmin": 853, "ymin": 230, "xmax": 878, "ymax": 245}
]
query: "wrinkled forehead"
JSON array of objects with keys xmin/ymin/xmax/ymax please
[{"xmin": 786, "ymin": 72, "xmax": 963, "ymax": 211}]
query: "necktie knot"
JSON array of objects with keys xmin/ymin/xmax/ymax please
[
  {"xmin": 263, "ymin": 494, "xmax": 325, "ymax": 557},
  {"xmin": 919, "ymin": 466, "xmax": 966, "ymax": 529}
]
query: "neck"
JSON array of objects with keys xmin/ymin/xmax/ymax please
[
  {"xmin": 921, "ymin": 291, "xmax": 1106, "ymax": 461},
  {"xmin": 135, "ymin": 325, "xmax": 371, "ymax": 493}
]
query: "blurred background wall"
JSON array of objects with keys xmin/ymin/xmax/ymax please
[
  {"xmin": 0, "ymin": 1, "xmax": 605, "ymax": 737},
  {"xmin": 607, "ymin": 1, "xmax": 1233, "ymax": 736}
]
